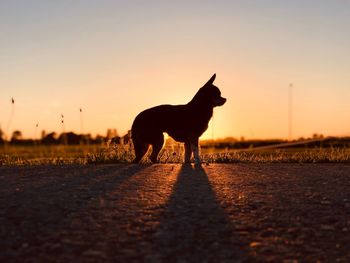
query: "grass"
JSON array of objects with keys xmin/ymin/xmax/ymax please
[
  {"xmin": 204, "ymin": 148, "xmax": 350, "ymax": 163},
  {"xmin": 0, "ymin": 145, "xmax": 102, "ymax": 166},
  {"xmin": 0, "ymin": 143, "xmax": 349, "ymax": 166}
]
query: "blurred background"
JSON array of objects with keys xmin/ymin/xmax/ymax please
[{"xmin": 1, "ymin": 0, "xmax": 349, "ymax": 142}]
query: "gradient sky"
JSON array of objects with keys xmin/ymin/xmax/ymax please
[{"xmin": 0, "ymin": 0, "xmax": 349, "ymax": 140}]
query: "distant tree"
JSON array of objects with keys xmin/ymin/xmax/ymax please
[
  {"xmin": 106, "ymin": 129, "xmax": 118, "ymax": 140},
  {"xmin": 41, "ymin": 132, "xmax": 57, "ymax": 145},
  {"xmin": 0, "ymin": 127, "xmax": 4, "ymax": 144},
  {"xmin": 95, "ymin": 134, "xmax": 105, "ymax": 144},
  {"xmin": 11, "ymin": 130, "xmax": 22, "ymax": 141},
  {"xmin": 111, "ymin": 130, "xmax": 132, "ymax": 145},
  {"xmin": 58, "ymin": 132, "xmax": 83, "ymax": 145},
  {"xmin": 312, "ymin": 133, "xmax": 324, "ymax": 140},
  {"xmin": 81, "ymin": 133, "xmax": 91, "ymax": 145},
  {"xmin": 41, "ymin": 130, "xmax": 46, "ymax": 139}
]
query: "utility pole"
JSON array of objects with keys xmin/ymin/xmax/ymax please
[{"xmin": 288, "ymin": 83, "xmax": 293, "ymax": 141}]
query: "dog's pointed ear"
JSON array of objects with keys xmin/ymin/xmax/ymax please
[{"xmin": 204, "ymin": 74, "xmax": 216, "ymax": 86}]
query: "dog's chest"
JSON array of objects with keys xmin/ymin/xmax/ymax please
[{"xmin": 167, "ymin": 108, "xmax": 212, "ymax": 140}]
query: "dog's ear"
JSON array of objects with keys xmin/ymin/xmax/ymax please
[{"xmin": 204, "ymin": 74, "xmax": 216, "ymax": 86}]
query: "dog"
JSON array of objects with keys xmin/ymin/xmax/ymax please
[{"xmin": 131, "ymin": 74, "xmax": 226, "ymax": 164}]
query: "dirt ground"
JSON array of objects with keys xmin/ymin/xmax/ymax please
[{"xmin": 1, "ymin": 163, "xmax": 349, "ymax": 262}]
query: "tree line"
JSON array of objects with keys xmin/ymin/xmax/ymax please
[{"xmin": 0, "ymin": 128, "xmax": 131, "ymax": 146}]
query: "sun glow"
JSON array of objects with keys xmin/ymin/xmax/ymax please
[{"xmin": 0, "ymin": 1, "xmax": 349, "ymax": 140}]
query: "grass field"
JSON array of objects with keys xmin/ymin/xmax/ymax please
[{"xmin": 1, "ymin": 143, "xmax": 349, "ymax": 165}]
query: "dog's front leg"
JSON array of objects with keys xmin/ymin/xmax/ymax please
[
  {"xmin": 190, "ymin": 139, "xmax": 201, "ymax": 165},
  {"xmin": 184, "ymin": 142, "xmax": 192, "ymax": 163}
]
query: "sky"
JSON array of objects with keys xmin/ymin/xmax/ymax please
[{"xmin": 0, "ymin": 0, "xmax": 349, "ymax": 140}]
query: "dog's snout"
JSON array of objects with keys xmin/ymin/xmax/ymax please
[
  {"xmin": 214, "ymin": 96, "xmax": 226, "ymax": 107},
  {"xmin": 219, "ymin": 97, "xmax": 226, "ymax": 105}
]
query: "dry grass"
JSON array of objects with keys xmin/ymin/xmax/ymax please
[
  {"xmin": 203, "ymin": 148, "xmax": 350, "ymax": 163},
  {"xmin": 1, "ymin": 143, "xmax": 349, "ymax": 166},
  {"xmin": 0, "ymin": 145, "xmax": 101, "ymax": 166}
]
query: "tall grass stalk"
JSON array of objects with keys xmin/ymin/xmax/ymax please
[
  {"xmin": 79, "ymin": 108, "xmax": 84, "ymax": 135},
  {"xmin": 5, "ymin": 98, "xmax": 15, "ymax": 141},
  {"xmin": 61, "ymin": 114, "xmax": 67, "ymax": 145}
]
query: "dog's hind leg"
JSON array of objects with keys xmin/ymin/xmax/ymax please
[
  {"xmin": 133, "ymin": 139, "xmax": 149, "ymax": 163},
  {"xmin": 150, "ymin": 133, "xmax": 164, "ymax": 163}
]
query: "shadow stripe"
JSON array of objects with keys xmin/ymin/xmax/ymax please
[{"xmin": 151, "ymin": 164, "xmax": 250, "ymax": 262}]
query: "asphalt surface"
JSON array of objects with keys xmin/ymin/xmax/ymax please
[{"xmin": 1, "ymin": 163, "xmax": 349, "ymax": 262}]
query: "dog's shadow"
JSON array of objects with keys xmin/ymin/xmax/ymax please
[{"xmin": 151, "ymin": 163, "xmax": 248, "ymax": 261}]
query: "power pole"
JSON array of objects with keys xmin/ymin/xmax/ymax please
[{"xmin": 288, "ymin": 83, "xmax": 293, "ymax": 141}]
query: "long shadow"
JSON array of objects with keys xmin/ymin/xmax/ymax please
[
  {"xmin": 1, "ymin": 164, "xmax": 143, "ymax": 206},
  {"xmin": 152, "ymin": 164, "xmax": 250, "ymax": 262},
  {"xmin": 0, "ymin": 164, "xmax": 147, "ymax": 259},
  {"xmin": 0, "ymin": 165, "xmax": 125, "ymax": 198}
]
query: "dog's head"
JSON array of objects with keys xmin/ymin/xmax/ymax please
[{"xmin": 199, "ymin": 74, "xmax": 227, "ymax": 107}]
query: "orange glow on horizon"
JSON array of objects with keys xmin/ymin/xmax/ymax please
[{"xmin": 0, "ymin": 1, "xmax": 349, "ymax": 140}]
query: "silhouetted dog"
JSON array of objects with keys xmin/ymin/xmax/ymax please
[{"xmin": 131, "ymin": 74, "xmax": 226, "ymax": 164}]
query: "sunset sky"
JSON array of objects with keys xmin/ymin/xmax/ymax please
[{"xmin": 0, "ymin": 0, "xmax": 349, "ymax": 140}]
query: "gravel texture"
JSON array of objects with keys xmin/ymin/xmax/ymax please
[{"xmin": 0, "ymin": 163, "xmax": 349, "ymax": 262}]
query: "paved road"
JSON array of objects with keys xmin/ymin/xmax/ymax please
[{"xmin": 1, "ymin": 164, "xmax": 349, "ymax": 262}]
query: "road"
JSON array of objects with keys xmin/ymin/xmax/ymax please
[{"xmin": 1, "ymin": 163, "xmax": 349, "ymax": 262}]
